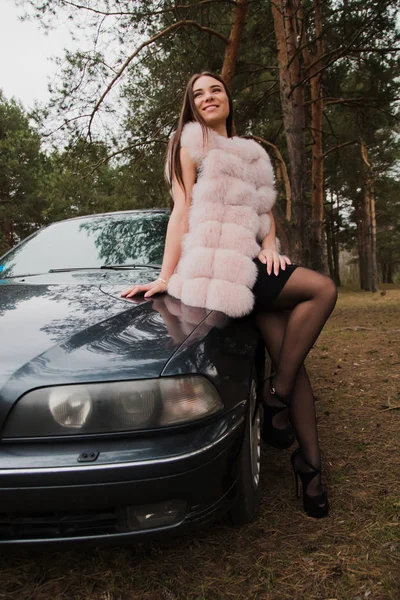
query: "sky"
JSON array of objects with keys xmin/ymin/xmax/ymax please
[{"xmin": 1, "ymin": 1, "xmax": 77, "ymax": 109}]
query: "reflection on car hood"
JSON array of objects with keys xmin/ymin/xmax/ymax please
[{"xmin": 0, "ymin": 281, "xmax": 211, "ymax": 424}]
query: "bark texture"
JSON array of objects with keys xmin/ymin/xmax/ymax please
[
  {"xmin": 356, "ymin": 200, "xmax": 368, "ymax": 289},
  {"xmin": 325, "ymin": 190, "xmax": 341, "ymax": 285},
  {"xmin": 221, "ymin": 0, "xmax": 248, "ymax": 90},
  {"xmin": 302, "ymin": 0, "xmax": 325, "ymax": 272},
  {"xmin": 360, "ymin": 140, "xmax": 378, "ymax": 292},
  {"xmin": 271, "ymin": 0, "xmax": 309, "ymax": 265}
]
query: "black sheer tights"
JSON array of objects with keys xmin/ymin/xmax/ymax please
[{"xmin": 254, "ymin": 267, "xmax": 337, "ymax": 496}]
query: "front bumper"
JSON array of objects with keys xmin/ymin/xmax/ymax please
[{"xmin": 0, "ymin": 410, "xmax": 245, "ymax": 545}]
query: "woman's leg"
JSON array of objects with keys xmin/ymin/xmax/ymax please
[
  {"xmin": 268, "ymin": 267, "xmax": 337, "ymax": 399},
  {"xmin": 255, "ymin": 310, "xmax": 323, "ymax": 495}
]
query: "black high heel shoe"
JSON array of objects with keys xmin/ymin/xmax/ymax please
[
  {"xmin": 261, "ymin": 377, "xmax": 295, "ymax": 449},
  {"xmin": 290, "ymin": 448, "xmax": 329, "ymax": 518}
]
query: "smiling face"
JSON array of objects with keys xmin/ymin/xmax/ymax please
[{"xmin": 192, "ymin": 75, "xmax": 230, "ymax": 133}]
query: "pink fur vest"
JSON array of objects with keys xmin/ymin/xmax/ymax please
[{"xmin": 167, "ymin": 121, "xmax": 276, "ymax": 318}]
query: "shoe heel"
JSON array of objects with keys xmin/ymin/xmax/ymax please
[{"xmin": 290, "ymin": 448, "xmax": 329, "ymax": 519}]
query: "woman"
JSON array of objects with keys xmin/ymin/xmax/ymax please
[{"xmin": 122, "ymin": 72, "xmax": 337, "ymax": 519}]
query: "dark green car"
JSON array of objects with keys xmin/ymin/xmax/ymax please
[{"xmin": 0, "ymin": 210, "xmax": 265, "ymax": 546}]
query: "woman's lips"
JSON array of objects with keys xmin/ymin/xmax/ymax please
[{"xmin": 204, "ymin": 105, "xmax": 219, "ymax": 111}]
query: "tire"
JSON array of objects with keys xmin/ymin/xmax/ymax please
[{"xmin": 228, "ymin": 376, "xmax": 262, "ymax": 526}]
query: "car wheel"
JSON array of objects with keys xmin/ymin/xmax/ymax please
[{"xmin": 228, "ymin": 376, "xmax": 262, "ymax": 526}]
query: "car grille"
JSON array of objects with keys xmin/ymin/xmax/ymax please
[{"xmin": 0, "ymin": 508, "xmax": 123, "ymax": 540}]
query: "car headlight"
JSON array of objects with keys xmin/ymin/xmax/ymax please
[
  {"xmin": 2, "ymin": 376, "xmax": 223, "ymax": 438},
  {"xmin": 49, "ymin": 386, "xmax": 92, "ymax": 428}
]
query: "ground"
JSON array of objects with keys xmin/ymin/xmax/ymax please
[{"xmin": 1, "ymin": 287, "xmax": 399, "ymax": 600}]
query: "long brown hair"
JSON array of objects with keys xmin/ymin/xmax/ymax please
[{"xmin": 165, "ymin": 72, "xmax": 234, "ymax": 197}]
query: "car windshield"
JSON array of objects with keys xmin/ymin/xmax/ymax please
[{"xmin": 0, "ymin": 212, "xmax": 169, "ymax": 278}]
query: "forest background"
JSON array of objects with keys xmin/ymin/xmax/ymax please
[{"xmin": 1, "ymin": 0, "xmax": 399, "ymax": 290}]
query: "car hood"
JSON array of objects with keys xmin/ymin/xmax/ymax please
[{"xmin": 0, "ymin": 277, "xmax": 211, "ymax": 424}]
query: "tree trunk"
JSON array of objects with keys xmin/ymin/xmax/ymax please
[
  {"xmin": 302, "ymin": 0, "xmax": 325, "ymax": 272},
  {"xmin": 360, "ymin": 140, "xmax": 378, "ymax": 292},
  {"xmin": 387, "ymin": 260, "xmax": 393, "ymax": 284},
  {"xmin": 325, "ymin": 190, "xmax": 340, "ymax": 285},
  {"xmin": 370, "ymin": 174, "xmax": 378, "ymax": 289},
  {"xmin": 221, "ymin": 0, "xmax": 248, "ymax": 90},
  {"xmin": 355, "ymin": 202, "xmax": 368, "ymax": 289},
  {"xmin": 309, "ymin": 71, "xmax": 324, "ymax": 272},
  {"xmin": 364, "ymin": 177, "xmax": 373, "ymax": 290},
  {"xmin": 325, "ymin": 211, "xmax": 334, "ymax": 280},
  {"xmin": 270, "ymin": 0, "xmax": 309, "ymax": 266},
  {"xmin": 334, "ymin": 190, "xmax": 341, "ymax": 286},
  {"xmin": 381, "ymin": 261, "xmax": 387, "ymax": 283}
]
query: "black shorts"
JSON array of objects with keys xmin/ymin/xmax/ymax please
[{"xmin": 252, "ymin": 258, "xmax": 299, "ymax": 310}]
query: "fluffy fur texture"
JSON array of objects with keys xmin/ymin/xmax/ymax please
[{"xmin": 168, "ymin": 122, "xmax": 277, "ymax": 318}]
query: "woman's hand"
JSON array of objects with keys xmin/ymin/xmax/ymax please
[
  {"xmin": 258, "ymin": 248, "xmax": 291, "ymax": 276},
  {"xmin": 121, "ymin": 278, "xmax": 167, "ymax": 299}
]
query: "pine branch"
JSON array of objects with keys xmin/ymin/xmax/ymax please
[
  {"xmin": 323, "ymin": 140, "xmax": 358, "ymax": 158},
  {"xmin": 87, "ymin": 20, "xmax": 230, "ymax": 138},
  {"xmin": 62, "ymin": 0, "xmax": 236, "ymax": 18},
  {"xmin": 350, "ymin": 46, "xmax": 400, "ymax": 53},
  {"xmin": 289, "ymin": 0, "xmax": 395, "ymax": 95},
  {"xmin": 323, "ymin": 97, "xmax": 371, "ymax": 106},
  {"xmin": 84, "ymin": 138, "xmax": 169, "ymax": 175},
  {"xmin": 43, "ymin": 113, "xmax": 93, "ymax": 138},
  {"xmin": 246, "ymin": 134, "xmax": 292, "ymax": 221}
]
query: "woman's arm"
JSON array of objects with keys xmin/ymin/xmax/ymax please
[
  {"xmin": 260, "ymin": 211, "xmax": 278, "ymax": 251},
  {"xmin": 121, "ymin": 147, "xmax": 196, "ymax": 298},
  {"xmin": 258, "ymin": 211, "xmax": 291, "ymax": 276}
]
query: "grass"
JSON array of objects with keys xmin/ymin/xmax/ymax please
[{"xmin": 1, "ymin": 287, "xmax": 399, "ymax": 600}]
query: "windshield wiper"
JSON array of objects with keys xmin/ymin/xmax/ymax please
[
  {"xmin": 1, "ymin": 265, "xmax": 160, "ymax": 277},
  {"xmin": 100, "ymin": 263, "xmax": 161, "ymax": 270},
  {"xmin": 0, "ymin": 273, "xmax": 46, "ymax": 279},
  {"xmin": 48, "ymin": 267, "xmax": 104, "ymax": 273},
  {"xmin": 48, "ymin": 264, "xmax": 160, "ymax": 272}
]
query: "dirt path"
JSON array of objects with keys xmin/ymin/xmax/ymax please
[{"xmin": 1, "ymin": 288, "xmax": 399, "ymax": 600}]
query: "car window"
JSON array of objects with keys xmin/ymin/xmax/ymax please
[{"xmin": 0, "ymin": 212, "xmax": 169, "ymax": 277}]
